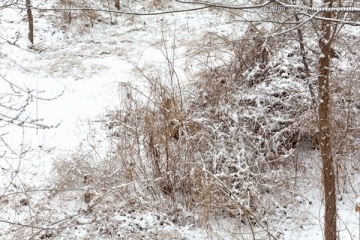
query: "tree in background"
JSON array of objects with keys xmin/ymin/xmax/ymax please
[
  {"xmin": 317, "ymin": 0, "xmax": 337, "ymax": 238},
  {"xmin": 25, "ymin": 0, "xmax": 33, "ymax": 44}
]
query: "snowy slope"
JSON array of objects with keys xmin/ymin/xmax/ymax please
[{"xmin": 0, "ymin": 1, "xmax": 359, "ymax": 239}]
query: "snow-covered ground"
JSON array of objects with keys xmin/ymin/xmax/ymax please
[{"xmin": 0, "ymin": 1, "xmax": 359, "ymax": 239}]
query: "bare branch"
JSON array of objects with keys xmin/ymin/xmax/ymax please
[{"xmin": 15, "ymin": 4, "xmax": 209, "ymax": 16}]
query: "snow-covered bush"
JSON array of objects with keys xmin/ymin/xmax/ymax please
[
  {"xmin": 101, "ymin": 27, "xmax": 322, "ymax": 235},
  {"xmin": 55, "ymin": 0, "xmax": 102, "ymax": 26},
  {"xmin": 47, "ymin": 23, "xmax": 359, "ymax": 239},
  {"xmin": 181, "ymin": 29, "xmax": 317, "ymax": 218}
]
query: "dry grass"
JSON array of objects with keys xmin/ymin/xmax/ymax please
[
  {"xmin": 49, "ymin": 25, "xmax": 360, "ymax": 239},
  {"xmin": 48, "ymin": 28, "xmax": 311, "ymax": 239},
  {"xmin": 54, "ymin": 0, "xmax": 102, "ymax": 30}
]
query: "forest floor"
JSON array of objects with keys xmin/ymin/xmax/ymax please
[{"xmin": 0, "ymin": 2, "xmax": 359, "ymax": 239}]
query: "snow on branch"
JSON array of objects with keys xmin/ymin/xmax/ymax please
[{"xmin": 176, "ymin": 0, "xmax": 360, "ymax": 13}]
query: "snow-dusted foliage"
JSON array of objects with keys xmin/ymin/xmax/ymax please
[
  {"xmin": 185, "ymin": 29, "xmax": 317, "ymax": 215},
  {"xmin": 1, "ymin": 0, "xmax": 359, "ymax": 238},
  {"xmin": 97, "ymin": 27, "xmax": 326, "ymax": 236},
  {"xmin": 108, "ymin": 24, "xmax": 355, "ymax": 235}
]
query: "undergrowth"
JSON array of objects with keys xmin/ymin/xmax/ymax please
[{"xmin": 47, "ymin": 25, "xmax": 359, "ymax": 239}]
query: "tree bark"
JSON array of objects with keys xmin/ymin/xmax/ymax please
[
  {"xmin": 294, "ymin": 13, "xmax": 316, "ymax": 108},
  {"xmin": 318, "ymin": 0, "xmax": 337, "ymax": 239},
  {"xmin": 26, "ymin": 0, "xmax": 34, "ymax": 44},
  {"xmin": 115, "ymin": 0, "xmax": 120, "ymax": 10}
]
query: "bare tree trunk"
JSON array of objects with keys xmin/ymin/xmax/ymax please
[
  {"xmin": 318, "ymin": 0, "xmax": 337, "ymax": 239},
  {"xmin": 115, "ymin": 0, "xmax": 120, "ymax": 10},
  {"xmin": 26, "ymin": 0, "xmax": 34, "ymax": 44},
  {"xmin": 294, "ymin": 14, "xmax": 316, "ymax": 108}
]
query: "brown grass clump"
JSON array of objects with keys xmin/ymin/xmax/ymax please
[
  {"xmin": 103, "ymin": 31, "xmax": 304, "ymax": 236},
  {"xmin": 53, "ymin": 26, "xmax": 360, "ymax": 238},
  {"xmin": 54, "ymin": 0, "xmax": 102, "ymax": 30}
]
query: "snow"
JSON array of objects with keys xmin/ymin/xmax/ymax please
[
  {"xmin": 356, "ymin": 196, "xmax": 360, "ymax": 205},
  {"xmin": 0, "ymin": 0, "xmax": 360, "ymax": 239}
]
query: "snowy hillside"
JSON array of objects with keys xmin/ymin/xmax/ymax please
[{"xmin": 0, "ymin": 0, "xmax": 359, "ymax": 239}]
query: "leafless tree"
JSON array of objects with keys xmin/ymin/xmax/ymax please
[{"xmin": 25, "ymin": 0, "xmax": 34, "ymax": 44}]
